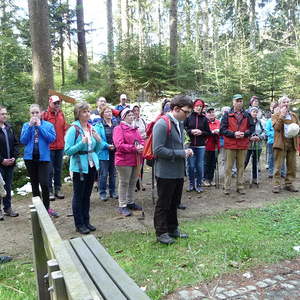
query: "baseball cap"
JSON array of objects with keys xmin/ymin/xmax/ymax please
[
  {"xmin": 206, "ymin": 107, "xmax": 215, "ymax": 112},
  {"xmin": 120, "ymin": 94, "xmax": 127, "ymax": 100},
  {"xmin": 232, "ymin": 94, "xmax": 243, "ymax": 101},
  {"xmin": 49, "ymin": 95, "xmax": 60, "ymax": 103}
]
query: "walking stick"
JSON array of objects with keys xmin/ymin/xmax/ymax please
[
  {"xmin": 249, "ymin": 141, "xmax": 254, "ymax": 188},
  {"xmin": 135, "ymin": 141, "xmax": 145, "ymax": 220},
  {"xmin": 215, "ymin": 148, "xmax": 220, "ymax": 189},
  {"xmin": 255, "ymin": 141, "xmax": 259, "ymax": 188},
  {"xmin": 151, "ymin": 163, "xmax": 155, "ymax": 205}
]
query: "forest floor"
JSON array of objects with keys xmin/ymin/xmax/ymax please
[{"xmin": 2, "ymin": 155, "xmax": 300, "ymax": 260}]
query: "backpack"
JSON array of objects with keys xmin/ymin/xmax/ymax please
[{"xmin": 143, "ymin": 115, "xmax": 172, "ymax": 166}]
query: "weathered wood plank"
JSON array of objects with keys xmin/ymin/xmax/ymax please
[
  {"xmin": 83, "ymin": 235, "xmax": 151, "ymax": 300},
  {"xmin": 51, "ymin": 271, "xmax": 68, "ymax": 300},
  {"xmin": 63, "ymin": 241, "xmax": 103, "ymax": 300},
  {"xmin": 70, "ymin": 238, "xmax": 127, "ymax": 300},
  {"xmin": 30, "ymin": 208, "xmax": 50, "ymax": 300},
  {"xmin": 32, "ymin": 197, "xmax": 93, "ymax": 300}
]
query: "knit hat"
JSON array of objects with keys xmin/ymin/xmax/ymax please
[
  {"xmin": 120, "ymin": 107, "xmax": 132, "ymax": 120},
  {"xmin": 49, "ymin": 95, "xmax": 60, "ymax": 103},
  {"xmin": 249, "ymin": 107, "xmax": 259, "ymax": 113},
  {"xmin": 232, "ymin": 94, "xmax": 243, "ymax": 101}
]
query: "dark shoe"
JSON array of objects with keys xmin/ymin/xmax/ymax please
[
  {"xmin": 0, "ymin": 256, "xmax": 12, "ymax": 264},
  {"xmin": 110, "ymin": 193, "xmax": 119, "ymax": 199},
  {"xmin": 118, "ymin": 207, "xmax": 132, "ymax": 217},
  {"xmin": 0, "ymin": 209, "xmax": 3, "ymax": 221},
  {"xmin": 55, "ymin": 189, "xmax": 64, "ymax": 199},
  {"xmin": 49, "ymin": 192, "xmax": 55, "ymax": 201},
  {"xmin": 169, "ymin": 229, "xmax": 189, "ymax": 239},
  {"xmin": 4, "ymin": 208, "xmax": 19, "ymax": 217},
  {"xmin": 86, "ymin": 224, "xmax": 96, "ymax": 231},
  {"xmin": 177, "ymin": 204, "xmax": 187, "ymax": 210},
  {"xmin": 272, "ymin": 186, "xmax": 280, "ymax": 193},
  {"xmin": 195, "ymin": 186, "xmax": 204, "ymax": 193},
  {"xmin": 100, "ymin": 195, "xmax": 108, "ymax": 201},
  {"xmin": 127, "ymin": 203, "xmax": 142, "ymax": 211},
  {"xmin": 186, "ymin": 185, "xmax": 194, "ymax": 192},
  {"xmin": 157, "ymin": 233, "xmax": 175, "ymax": 245},
  {"xmin": 268, "ymin": 175, "xmax": 273, "ymax": 179},
  {"xmin": 237, "ymin": 189, "xmax": 246, "ymax": 195},
  {"xmin": 76, "ymin": 225, "xmax": 90, "ymax": 234},
  {"xmin": 284, "ymin": 185, "xmax": 299, "ymax": 192}
]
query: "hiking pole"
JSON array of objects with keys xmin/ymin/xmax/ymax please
[
  {"xmin": 249, "ymin": 141, "xmax": 253, "ymax": 188},
  {"xmin": 215, "ymin": 148, "xmax": 220, "ymax": 189},
  {"xmin": 255, "ymin": 142, "xmax": 259, "ymax": 189},
  {"xmin": 151, "ymin": 163, "xmax": 155, "ymax": 205},
  {"xmin": 135, "ymin": 141, "xmax": 145, "ymax": 220}
]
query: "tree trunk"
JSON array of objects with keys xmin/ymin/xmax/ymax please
[
  {"xmin": 28, "ymin": 0, "xmax": 54, "ymax": 110},
  {"xmin": 121, "ymin": 0, "xmax": 129, "ymax": 41},
  {"xmin": 76, "ymin": 0, "xmax": 89, "ymax": 83},
  {"xmin": 107, "ymin": 0, "xmax": 114, "ymax": 87},
  {"xmin": 169, "ymin": 0, "xmax": 178, "ymax": 77},
  {"xmin": 249, "ymin": 0, "xmax": 256, "ymax": 50}
]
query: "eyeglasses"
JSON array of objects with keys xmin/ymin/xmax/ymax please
[
  {"xmin": 180, "ymin": 108, "xmax": 191, "ymax": 116},
  {"xmin": 53, "ymin": 102, "xmax": 61, "ymax": 105}
]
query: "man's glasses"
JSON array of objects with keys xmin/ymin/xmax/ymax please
[{"xmin": 180, "ymin": 108, "xmax": 191, "ymax": 116}]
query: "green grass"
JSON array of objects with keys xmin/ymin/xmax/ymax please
[{"xmin": 1, "ymin": 197, "xmax": 300, "ymax": 299}]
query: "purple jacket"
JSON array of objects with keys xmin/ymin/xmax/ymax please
[{"xmin": 113, "ymin": 122, "xmax": 144, "ymax": 166}]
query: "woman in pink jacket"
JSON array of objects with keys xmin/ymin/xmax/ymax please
[{"xmin": 113, "ymin": 108, "xmax": 144, "ymax": 216}]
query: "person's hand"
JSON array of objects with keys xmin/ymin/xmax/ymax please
[
  {"xmin": 235, "ymin": 131, "xmax": 242, "ymax": 139},
  {"xmin": 29, "ymin": 117, "xmax": 35, "ymax": 126},
  {"xmin": 185, "ymin": 148, "xmax": 194, "ymax": 157},
  {"xmin": 191, "ymin": 129, "xmax": 202, "ymax": 136},
  {"xmin": 92, "ymin": 130, "xmax": 101, "ymax": 142},
  {"xmin": 250, "ymin": 135, "xmax": 259, "ymax": 142},
  {"xmin": 1, "ymin": 158, "xmax": 14, "ymax": 166},
  {"xmin": 108, "ymin": 144, "xmax": 115, "ymax": 151},
  {"xmin": 212, "ymin": 129, "xmax": 219, "ymax": 134},
  {"xmin": 280, "ymin": 106, "xmax": 287, "ymax": 118},
  {"xmin": 35, "ymin": 118, "xmax": 41, "ymax": 126},
  {"xmin": 81, "ymin": 136, "xmax": 88, "ymax": 144}
]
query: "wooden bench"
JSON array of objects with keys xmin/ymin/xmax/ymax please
[{"xmin": 30, "ymin": 196, "xmax": 150, "ymax": 300}]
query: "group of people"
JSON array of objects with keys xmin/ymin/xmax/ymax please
[{"xmin": 0, "ymin": 92, "xmax": 299, "ymax": 243}]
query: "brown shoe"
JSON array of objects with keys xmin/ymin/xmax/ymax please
[
  {"xmin": 4, "ymin": 208, "xmax": 19, "ymax": 217},
  {"xmin": 272, "ymin": 186, "xmax": 280, "ymax": 193},
  {"xmin": 284, "ymin": 185, "xmax": 299, "ymax": 192}
]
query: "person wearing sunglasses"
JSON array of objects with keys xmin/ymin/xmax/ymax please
[{"xmin": 184, "ymin": 99, "xmax": 211, "ymax": 193}]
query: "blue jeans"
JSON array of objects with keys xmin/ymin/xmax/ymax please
[
  {"xmin": 0, "ymin": 165, "xmax": 14, "ymax": 210},
  {"xmin": 187, "ymin": 147, "xmax": 205, "ymax": 187},
  {"xmin": 267, "ymin": 143, "xmax": 286, "ymax": 176},
  {"xmin": 72, "ymin": 167, "xmax": 96, "ymax": 228},
  {"xmin": 99, "ymin": 153, "xmax": 116, "ymax": 197},
  {"xmin": 49, "ymin": 149, "xmax": 64, "ymax": 192}
]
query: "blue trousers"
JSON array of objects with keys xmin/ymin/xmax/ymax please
[
  {"xmin": 72, "ymin": 167, "xmax": 96, "ymax": 228},
  {"xmin": 99, "ymin": 154, "xmax": 116, "ymax": 197},
  {"xmin": 0, "ymin": 165, "xmax": 14, "ymax": 210},
  {"xmin": 187, "ymin": 147, "xmax": 205, "ymax": 187},
  {"xmin": 49, "ymin": 149, "xmax": 64, "ymax": 192}
]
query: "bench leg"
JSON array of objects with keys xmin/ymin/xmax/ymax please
[
  {"xmin": 51, "ymin": 271, "xmax": 68, "ymax": 300},
  {"xmin": 31, "ymin": 208, "xmax": 51, "ymax": 300}
]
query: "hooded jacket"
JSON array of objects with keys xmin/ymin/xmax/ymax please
[{"xmin": 0, "ymin": 123, "xmax": 18, "ymax": 164}]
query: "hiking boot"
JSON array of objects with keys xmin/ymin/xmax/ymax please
[
  {"xmin": 272, "ymin": 186, "xmax": 281, "ymax": 193},
  {"xmin": 0, "ymin": 256, "xmax": 12, "ymax": 264},
  {"xmin": 110, "ymin": 193, "xmax": 119, "ymax": 199},
  {"xmin": 195, "ymin": 186, "xmax": 204, "ymax": 193},
  {"xmin": 86, "ymin": 224, "xmax": 96, "ymax": 231},
  {"xmin": 169, "ymin": 229, "xmax": 188, "ymax": 239},
  {"xmin": 284, "ymin": 185, "xmax": 299, "ymax": 192},
  {"xmin": 177, "ymin": 204, "xmax": 187, "ymax": 210},
  {"xmin": 48, "ymin": 208, "xmax": 59, "ymax": 218},
  {"xmin": 49, "ymin": 192, "xmax": 55, "ymax": 201},
  {"xmin": 55, "ymin": 189, "xmax": 64, "ymax": 199},
  {"xmin": 237, "ymin": 189, "xmax": 246, "ymax": 195},
  {"xmin": 157, "ymin": 233, "xmax": 175, "ymax": 245},
  {"xmin": 186, "ymin": 185, "xmax": 194, "ymax": 192},
  {"xmin": 76, "ymin": 225, "xmax": 90, "ymax": 234},
  {"xmin": 4, "ymin": 208, "xmax": 19, "ymax": 217},
  {"xmin": 118, "ymin": 207, "xmax": 132, "ymax": 217},
  {"xmin": 100, "ymin": 195, "xmax": 108, "ymax": 201},
  {"xmin": 202, "ymin": 180, "xmax": 211, "ymax": 187},
  {"xmin": 0, "ymin": 209, "xmax": 3, "ymax": 221},
  {"xmin": 127, "ymin": 203, "xmax": 142, "ymax": 211}
]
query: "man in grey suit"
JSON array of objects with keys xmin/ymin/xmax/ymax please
[{"xmin": 153, "ymin": 95, "xmax": 194, "ymax": 245}]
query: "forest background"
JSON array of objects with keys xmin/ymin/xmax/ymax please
[{"xmin": 0, "ymin": 0, "xmax": 299, "ymax": 133}]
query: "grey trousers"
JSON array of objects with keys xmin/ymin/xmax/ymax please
[{"xmin": 116, "ymin": 166, "xmax": 138, "ymax": 207}]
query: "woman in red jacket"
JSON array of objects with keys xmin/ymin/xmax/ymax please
[{"xmin": 113, "ymin": 108, "xmax": 144, "ymax": 217}]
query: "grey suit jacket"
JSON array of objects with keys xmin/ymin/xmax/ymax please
[{"xmin": 153, "ymin": 115, "xmax": 186, "ymax": 179}]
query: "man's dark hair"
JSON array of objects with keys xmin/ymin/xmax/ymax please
[{"xmin": 170, "ymin": 95, "xmax": 193, "ymax": 110}]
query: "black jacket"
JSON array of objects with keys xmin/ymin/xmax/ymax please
[
  {"xmin": 0, "ymin": 123, "xmax": 19, "ymax": 164},
  {"xmin": 184, "ymin": 112, "xmax": 211, "ymax": 147}
]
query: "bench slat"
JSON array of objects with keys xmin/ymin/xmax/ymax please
[
  {"xmin": 32, "ymin": 197, "xmax": 94, "ymax": 300},
  {"xmin": 70, "ymin": 238, "xmax": 127, "ymax": 300},
  {"xmin": 83, "ymin": 235, "xmax": 151, "ymax": 300},
  {"xmin": 63, "ymin": 241, "xmax": 103, "ymax": 300}
]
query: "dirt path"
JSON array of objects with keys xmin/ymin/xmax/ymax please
[{"xmin": 1, "ymin": 159, "xmax": 299, "ymax": 260}]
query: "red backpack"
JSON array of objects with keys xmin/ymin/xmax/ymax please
[{"xmin": 143, "ymin": 114, "xmax": 172, "ymax": 163}]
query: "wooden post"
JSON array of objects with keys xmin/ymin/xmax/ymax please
[
  {"xmin": 47, "ymin": 259, "xmax": 59, "ymax": 300},
  {"xmin": 30, "ymin": 207, "xmax": 51, "ymax": 300},
  {"xmin": 52, "ymin": 271, "xmax": 68, "ymax": 300}
]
